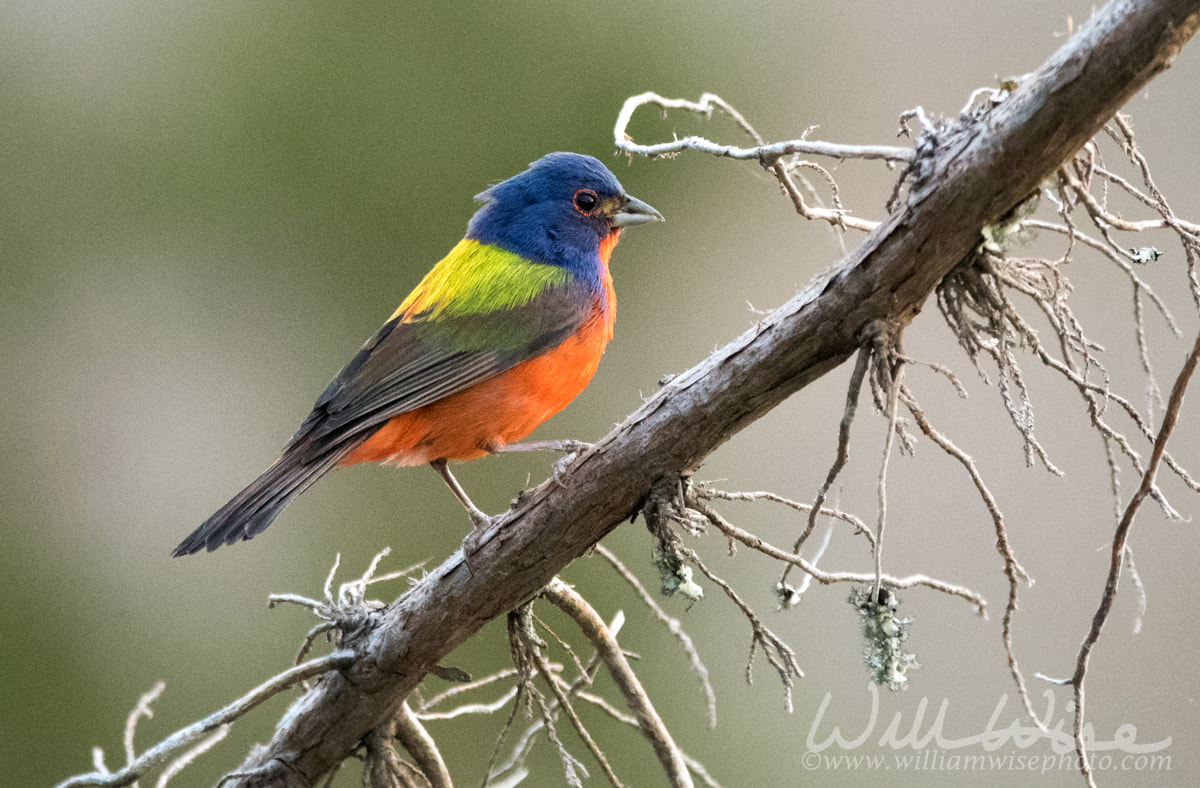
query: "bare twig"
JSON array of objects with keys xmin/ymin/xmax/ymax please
[
  {"xmin": 594, "ymin": 544, "xmax": 717, "ymax": 729},
  {"xmin": 543, "ymin": 578, "xmax": 694, "ymax": 788},
  {"xmin": 782, "ymin": 346, "xmax": 872, "ymax": 586},
  {"xmin": 679, "ymin": 546, "xmax": 803, "ymax": 712},
  {"xmin": 57, "ymin": 653, "xmax": 352, "ymax": 788},
  {"xmin": 689, "ymin": 497, "xmax": 987, "ymax": 613},
  {"xmin": 1021, "ymin": 219, "xmax": 1179, "ymax": 332},
  {"xmin": 695, "ymin": 487, "xmax": 874, "ymax": 546},
  {"xmin": 506, "ymin": 606, "xmax": 588, "ymax": 788},
  {"xmin": 394, "ymin": 700, "xmax": 453, "ymax": 788},
  {"xmin": 124, "ymin": 682, "xmax": 164, "ymax": 772},
  {"xmin": 1123, "ymin": 545, "xmax": 1148, "ymax": 635},
  {"xmin": 364, "ymin": 717, "xmax": 427, "ymax": 788},
  {"xmin": 898, "ymin": 386, "xmax": 1041, "ymax": 725},
  {"xmin": 484, "ymin": 656, "xmax": 595, "ymax": 788},
  {"xmin": 870, "ymin": 332, "xmax": 906, "ymax": 598},
  {"xmin": 1071, "ymin": 330, "xmax": 1200, "ymax": 786},
  {"xmin": 419, "ymin": 669, "xmax": 520, "ymax": 714},
  {"xmin": 153, "ymin": 726, "xmax": 229, "ymax": 788},
  {"xmin": 529, "ymin": 641, "xmax": 615, "ymax": 787}
]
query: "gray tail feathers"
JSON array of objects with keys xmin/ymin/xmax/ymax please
[{"xmin": 173, "ymin": 446, "xmax": 351, "ymax": 556}]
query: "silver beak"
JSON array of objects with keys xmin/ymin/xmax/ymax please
[{"xmin": 612, "ymin": 194, "xmax": 664, "ymax": 228}]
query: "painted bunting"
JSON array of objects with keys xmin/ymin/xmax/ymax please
[{"xmin": 174, "ymin": 152, "xmax": 662, "ymax": 556}]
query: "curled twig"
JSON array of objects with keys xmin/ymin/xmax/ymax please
[
  {"xmin": 614, "ymin": 92, "xmax": 909, "ymax": 233},
  {"xmin": 614, "ymin": 92, "xmax": 913, "ymax": 165}
]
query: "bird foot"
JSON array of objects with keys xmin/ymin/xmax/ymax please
[
  {"xmin": 551, "ymin": 452, "xmax": 580, "ymax": 487},
  {"xmin": 461, "ymin": 510, "xmax": 502, "ymax": 556},
  {"xmin": 461, "ymin": 527, "xmax": 481, "ymax": 558},
  {"xmin": 551, "ymin": 440, "xmax": 593, "ymax": 486},
  {"xmin": 547, "ymin": 439, "xmax": 593, "ymax": 455},
  {"xmin": 491, "ymin": 439, "xmax": 594, "ymax": 488}
]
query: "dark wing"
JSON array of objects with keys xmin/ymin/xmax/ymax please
[
  {"xmin": 289, "ymin": 281, "xmax": 593, "ymax": 447},
  {"xmin": 173, "ymin": 283, "xmax": 591, "ymax": 555}
]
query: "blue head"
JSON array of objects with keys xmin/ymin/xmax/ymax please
[{"xmin": 466, "ymin": 152, "xmax": 662, "ymax": 277}]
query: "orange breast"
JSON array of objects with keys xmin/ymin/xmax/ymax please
[
  {"xmin": 341, "ymin": 306, "xmax": 612, "ymax": 467},
  {"xmin": 342, "ymin": 286, "xmax": 616, "ymax": 468}
]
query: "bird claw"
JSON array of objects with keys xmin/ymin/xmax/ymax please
[
  {"xmin": 462, "ymin": 510, "xmax": 502, "ymax": 556},
  {"xmin": 461, "ymin": 527, "xmax": 482, "ymax": 558},
  {"xmin": 551, "ymin": 440, "xmax": 593, "ymax": 487},
  {"xmin": 551, "ymin": 452, "xmax": 579, "ymax": 488}
]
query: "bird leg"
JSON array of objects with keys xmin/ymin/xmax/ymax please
[
  {"xmin": 491, "ymin": 439, "xmax": 593, "ymax": 454},
  {"xmin": 429, "ymin": 459, "xmax": 496, "ymax": 536},
  {"xmin": 490, "ymin": 439, "xmax": 593, "ymax": 487}
]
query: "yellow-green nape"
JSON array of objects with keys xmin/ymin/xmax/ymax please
[{"xmin": 394, "ymin": 240, "xmax": 570, "ymax": 321}]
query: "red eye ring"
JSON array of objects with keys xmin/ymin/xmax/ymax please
[{"xmin": 573, "ymin": 189, "xmax": 599, "ymax": 214}]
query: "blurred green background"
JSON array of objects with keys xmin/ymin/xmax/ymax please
[{"xmin": 4, "ymin": 2, "xmax": 1199, "ymax": 786}]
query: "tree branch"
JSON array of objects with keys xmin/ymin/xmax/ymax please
[{"xmin": 216, "ymin": 1, "xmax": 1200, "ymax": 784}]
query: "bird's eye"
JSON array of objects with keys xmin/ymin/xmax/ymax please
[{"xmin": 573, "ymin": 189, "xmax": 599, "ymax": 214}]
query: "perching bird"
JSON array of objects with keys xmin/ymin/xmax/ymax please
[{"xmin": 174, "ymin": 152, "xmax": 662, "ymax": 556}]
